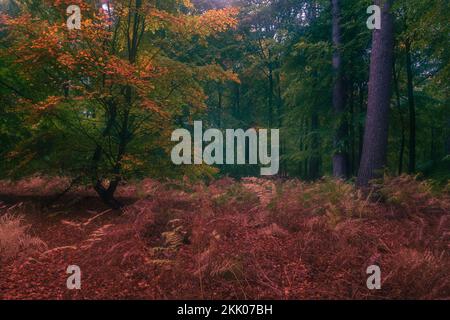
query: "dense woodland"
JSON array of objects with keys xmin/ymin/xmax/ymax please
[
  {"xmin": 0, "ymin": 0, "xmax": 449, "ymax": 300},
  {"xmin": 0, "ymin": 0, "xmax": 449, "ymax": 201}
]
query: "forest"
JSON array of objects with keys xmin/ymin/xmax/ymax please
[{"xmin": 0, "ymin": 0, "xmax": 449, "ymax": 300}]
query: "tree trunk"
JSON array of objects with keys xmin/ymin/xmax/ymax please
[
  {"xmin": 357, "ymin": 0, "xmax": 395, "ymax": 187},
  {"xmin": 358, "ymin": 83, "xmax": 365, "ymax": 169},
  {"xmin": 349, "ymin": 82, "xmax": 356, "ymax": 175},
  {"xmin": 91, "ymin": 0, "xmax": 142, "ymax": 208},
  {"xmin": 331, "ymin": 0, "xmax": 349, "ymax": 179},
  {"xmin": 299, "ymin": 117, "xmax": 306, "ymax": 178},
  {"xmin": 268, "ymin": 63, "xmax": 274, "ymax": 128},
  {"xmin": 276, "ymin": 72, "xmax": 287, "ymax": 176},
  {"xmin": 309, "ymin": 111, "xmax": 321, "ymax": 180},
  {"xmin": 393, "ymin": 59, "xmax": 405, "ymax": 175},
  {"xmin": 430, "ymin": 127, "xmax": 437, "ymax": 163},
  {"xmin": 446, "ymin": 116, "xmax": 450, "ymax": 156},
  {"xmin": 94, "ymin": 181, "xmax": 122, "ymax": 209},
  {"xmin": 405, "ymin": 40, "xmax": 416, "ymax": 173},
  {"xmin": 398, "ymin": 114, "xmax": 406, "ymax": 175},
  {"xmin": 90, "ymin": 101, "xmax": 121, "ymax": 208}
]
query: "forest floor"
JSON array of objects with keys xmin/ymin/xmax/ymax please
[{"xmin": 0, "ymin": 176, "xmax": 449, "ymax": 300}]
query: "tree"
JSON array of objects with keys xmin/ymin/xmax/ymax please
[
  {"xmin": 0, "ymin": 0, "xmax": 238, "ymax": 207},
  {"xmin": 331, "ymin": 0, "xmax": 348, "ymax": 179},
  {"xmin": 357, "ymin": 0, "xmax": 395, "ymax": 187},
  {"xmin": 405, "ymin": 38, "xmax": 416, "ymax": 173}
]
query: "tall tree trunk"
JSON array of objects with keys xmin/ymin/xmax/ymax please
[
  {"xmin": 268, "ymin": 64, "xmax": 274, "ymax": 127},
  {"xmin": 398, "ymin": 113, "xmax": 406, "ymax": 175},
  {"xmin": 430, "ymin": 127, "xmax": 437, "ymax": 163},
  {"xmin": 393, "ymin": 59, "xmax": 405, "ymax": 175},
  {"xmin": 298, "ymin": 118, "xmax": 306, "ymax": 177},
  {"xmin": 276, "ymin": 71, "xmax": 283, "ymax": 128},
  {"xmin": 405, "ymin": 40, "xmax": 416, "ymax": 173},
  {"xmin": 309, "ymin": 110, "xmax": 321, "ymax": 180},
  {"xmin": 446, "ymin": 116, "xmax": 450, "ymax": 156},
  {"xmin": 358, "ymin": 83, "xmax": 365, "ymax": 169},
  {"xmin": 275, "ymin": 71, "xmax": 288, "ymax": 176},
  {"xmin": 331, "ymin": 0, "xmax": 348, "ymax": 179},
  {"xmin": 357, "ymin": 0, "xmax": 395, "ymax": 187},
  {"xmin": 349, "ymin": 82, "xmax": 356, "ymax": 175}
]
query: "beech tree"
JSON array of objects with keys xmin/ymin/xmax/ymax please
[
  {"xmin": 0, "ymin": 0, "xmax": 238, "ymax": 207},
  {"xmin": 357, "ymin": 0, "xmax": 395, "ymax": 187}
]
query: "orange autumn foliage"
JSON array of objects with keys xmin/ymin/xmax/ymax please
[{"xmin": 1, "ymin": 2, "xmax": 239, "ymax": 114}]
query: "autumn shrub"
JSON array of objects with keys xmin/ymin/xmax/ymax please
[
  {"xmin": 444, "ymin": 181, "xmax": 450, "ymax": 194},
  {"xmin": 382, "ymin": 249, "xmax": 450, "ymax": 299},
  {"xmin": 269, "ymin": 178, "xmax": 378, "ymax": 231},
  {"xmin": 0, "ymin": 176, "xmax": 70, "ymax": 196},
  {"xmin": 213, "ymin": 182, "xmax": 260, "ymax": 211},
  {"xmin": 378, "ymin": 175, "xmax": 450, "ymax": 215},
  {"xmin": 0, "ymin": 205, "xmax": 47, "ymax": 265}
]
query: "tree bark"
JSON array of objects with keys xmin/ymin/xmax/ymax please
[
  {"xmin": 405, "ymin": 40, "xmax": 416, "ymax": 173},
  {"xmin": 446, "ymin": 116, "xmax": 450, "ymax": 156},
  {"xmin": 91, "ymin": 0, "xmax": 143, "ymax": 209},
  {"xmin": 349, "ymin": 82, "xmax": 356, "ymax": 175},
  {"xmin": 268, "ymin": 60, "xmax": 274, "ymax": 128},
  {"xmin": 393, "ymin": 59, "xmax": 405, "ymax": 175},
  {"xmin": 357, "ymin": 0, "xmax": 395, "ymax": 187},
  {"xmin": 309, "ymin": 111, "xmax": 321, "ymax": 180},
  {"xmin": 430, "ymin": 127, "xmax": 437, "ymax": 163},
  {"xmin": 331, "ymin": 0, "xmax": 349, "ymax": 179},
  {"xmin": 358, "ymin": 83, "xmax": 365, "ymax": 169},
  {"xmin": 276, "ymin": 72, "xmax": 286, "ymax": 176}
]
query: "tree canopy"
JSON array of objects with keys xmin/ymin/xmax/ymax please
[{"xmin": 0, "ymin": 0, "xmax": 449, "ymax": 206}]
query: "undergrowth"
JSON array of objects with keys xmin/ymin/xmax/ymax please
[{"xmin": 0, "ymin": 175, "xmax": 449, "ymax": 299}]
